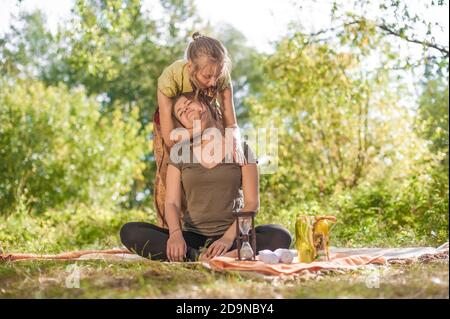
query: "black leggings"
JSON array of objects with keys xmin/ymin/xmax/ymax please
[{"xmin": 120, "ymin": 222, "xmax": 292, "ymax": 261}]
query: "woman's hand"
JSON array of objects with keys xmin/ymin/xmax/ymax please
[
  {"xmin": 166, "ymin": 230, "xmax": 187, "ymax": 262},
  {"xmin": 202, "ymin": 235, "xmax": 235, "ymax": 260}
]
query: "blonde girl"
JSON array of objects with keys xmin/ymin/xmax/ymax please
[{"xmin": 154, "ymin": 32, "xmax": 245, "ymax": 228}]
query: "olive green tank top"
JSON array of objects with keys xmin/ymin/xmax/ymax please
[{"xmin": 168, "ymin": 142, "xmax": 256, "ymax": 237}]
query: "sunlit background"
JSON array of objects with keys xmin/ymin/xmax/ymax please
[
  {"xmin": 0, "ymin": 0, "xmax": 448, "ymax": 270},
  {"xmin": 2, "ymin": 0, "xmax": 448, "ymax": 52}
]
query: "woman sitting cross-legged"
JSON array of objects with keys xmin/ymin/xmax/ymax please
[{"xmin": 120, "ymin": 94, "xmax": 292, "ymax": 261}]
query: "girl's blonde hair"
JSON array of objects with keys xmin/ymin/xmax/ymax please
[{"xmin": 185, "ymin": 32, "xmax": 232, "ymax": 102}]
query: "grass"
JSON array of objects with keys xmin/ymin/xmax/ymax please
[
  {"xmin": 0, "ymin": 256, "xmax": 448, "ymax": 299},
  {"xmin": 0, "ymin": 205, "xmax": 448, "ymax": 299}
]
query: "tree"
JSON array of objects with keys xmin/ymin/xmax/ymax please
[
  {"xmin": 292, "ymin": 0, "xmax": 449, "ymax": 72},
  {"xmin": 0, "ymin": 78, "xmax": 148, "ymax": 215},
  {"xmin": 0, "ymin": 10, "xmax": 56, "ymax": 78},
  {"xmin": 417, "ymin": 66, "xmax": 449, "ymax": 171},
  {"xmin": 249, "ymin": 33, "xmax": 438, "ymax": 212},
  {"xmin": 45, "ymin": 0, "xmax": 200, "ymax": 207}
]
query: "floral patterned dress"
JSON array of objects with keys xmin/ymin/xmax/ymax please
[{"xmin": 154, "ymin": 60, "xmax": 230, "ymax": 228}]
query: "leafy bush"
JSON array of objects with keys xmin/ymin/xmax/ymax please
[
  {"xmin": 0, "ymin": 78, "xmax": 149, "ymax": 215},
  {"xmin": 330, "ymin": 168, "xmax": 448, "ymax": 247},
  {"xmin": 0, "ymin": 203, "xmax": 155, "ymax": 253},
  {"xmin": 256, "ymin": 162, "xmax": 448, "ymax": 248}
]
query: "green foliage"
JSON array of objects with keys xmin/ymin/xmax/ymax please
[
  {"xmin": 0, "ymin": 78, "xmax": 149, "ymax": 214},
  {"xmin": 0, "ymin": 1, "xmax": 273, "ymax": 207},
  {"xmin": 0, "ymin": 10, "xmax": 55, "ymax": 78},
  {"xmin": 0, "ymin": 203, "xmax": 153, "ymax": 253},
  {"xmin": 250, "ymin": 36, "xmax": 433, "ymax": 198},
  {"xmin": 327, "ymin": 0, "xmax": 449, "ymax": 73},
  {"xmin": 50, "ymin": 0, "xmax": 162, "ymax": 121},
  {"xmin": 330, "ymin": 163, "xmax": 449, "ymax": 246},
  {"xmin": 0, "ymin": 0, "xmax": 448, "ymax": 249},
  {"xmin": 43, "ymin": 0, "xmax": 200, "ymax": 125},
  {"xmin": 256, "ymin": 161, "xmax": 448, "ymax": 247},
  {"xmin": 417, "ymin": 72, "xmax": 449, "ymax": 170},
  {"xmin": 249, "ymin": 31, "xmax": 448, "ymax": 246}
]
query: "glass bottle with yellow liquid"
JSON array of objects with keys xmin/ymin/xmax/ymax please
[
  {"xmin": 295, "ymin": 215, "xmax": 336, "ymax": 263},
  {"xmin": 295, "ymin": 216, "xmax": 316, "ymax": 263}
]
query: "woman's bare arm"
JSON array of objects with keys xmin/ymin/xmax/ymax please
[
  {"xmin": 240, "ymin": 163, "xmax": 260, "ymax": 212},
  {"xmin": 221, "ymin": 162, "xmax": 259, "ymax": 240},
  {"xmin": 219, "ymin": 86, "xmax": 247, "ymax": 165},
  {"xmin": 164, "ymin": 164, "xmax": 184, "ymax": 233},
  {"xmin": 158, "ymin": 90, "xmax": 177, "ymax": 149},
  {"xmin": 219, "ymin": 87, "xmax": 238, "ymax": 128}
]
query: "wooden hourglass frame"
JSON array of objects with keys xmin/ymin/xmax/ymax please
[{"xmin": 233, "ymin": 211, "xmax": 257, "ymax": 261}]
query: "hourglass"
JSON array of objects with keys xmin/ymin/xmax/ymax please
[{"xmin": 233, "ymin": 211, "xmax": 256, "ymax": 261}]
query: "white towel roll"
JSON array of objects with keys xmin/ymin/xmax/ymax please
[
  {"xmin": 274, "ymin": 248, "xmax": 294, "ymax": 264},
  {"xmin": 258, "ymin": 250, "xmax": 280, "ymax": 264}
]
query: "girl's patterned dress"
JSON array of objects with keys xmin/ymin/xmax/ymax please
[{"xmin": 154, "ymin": 73, "xmax": 228, "ymax": 228}]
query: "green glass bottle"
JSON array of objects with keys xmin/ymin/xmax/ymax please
[{"xmin": 295, "ymin": 216, "xmax": 316, "ymax": 263}]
